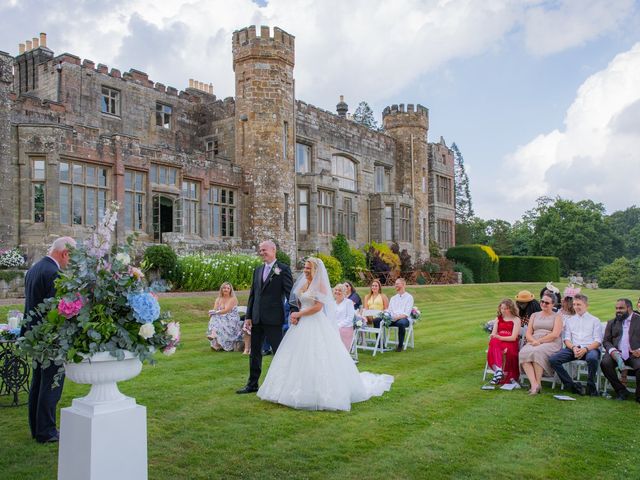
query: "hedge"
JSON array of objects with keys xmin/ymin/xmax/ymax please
[
  {"xmin": 499, "ymin": 256, "xmax": 560, "ymax": 282},
  {"xmin": 446, "ymin": 245, "xmax": 499, "ymax": 283},
  {"xmin": 314, "ymin": 253, "xmax": 343, "ymax": 286}
]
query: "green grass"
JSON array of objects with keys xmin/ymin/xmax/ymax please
[{"xmin": 1, "ymin": 283, "xmax": 639, "ymax": 479}]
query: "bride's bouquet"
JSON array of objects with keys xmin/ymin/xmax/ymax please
[{"xmin": 19, "ymin": 203, "xmax": 179, "ymax": 381}]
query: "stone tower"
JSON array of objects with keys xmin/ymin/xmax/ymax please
[
  {"xmin": 0, "ymin": 50, "xmax": 16, "ymax": 247},
  {"xmin": 382, "ymin": 103, "xmax": 430, "ymax": 258},
  {"xmin": 232, "ymin": 26, "xmax": 296, "ymax": 259}
]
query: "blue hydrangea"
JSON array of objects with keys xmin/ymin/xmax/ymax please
[{"xmin": 127, "ymin": 292, "xmax": 160, "ymax": 324}]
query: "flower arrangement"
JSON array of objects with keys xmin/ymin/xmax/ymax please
[
  {"xmin": 18, "ymin": 202, "xmax": 179, "ymax": 380},
  {"xmin": 0, "ymin": 248, "xmax": 26, "ymax": 269},
  {"xmin": 0, "ymin": 325, "xmax": 21, "ymax": 341},
  {"xmin": 482, "ymin": 320, "xmax": 495, "ymax": 334},
  {"xmin": 409, "ymin": 306, "xmax": 421, "ymax": 322},
  {"xmin": 352, "ymin": 314, "xmax": 364, "ymax": 329},
  {"xmin": 380, "ymin": 311, "xmax": 393, "ymax": 327}
]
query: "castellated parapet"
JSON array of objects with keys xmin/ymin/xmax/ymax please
[
  {"xmin": 232, "ymin": 26, "xmax": 295, "ymax": 69},
  {"xmin": 382, "ymin": 103, "xmax": 429, "ymax": 131}
]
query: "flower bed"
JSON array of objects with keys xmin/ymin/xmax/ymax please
[{"xmin": 175, "ymin": 252, "xmax": 261, "ymax": 291}]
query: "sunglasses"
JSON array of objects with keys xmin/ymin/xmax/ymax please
[{"xmin": 540, "ymin": 300, "xmax": 552, "ymax": 305}]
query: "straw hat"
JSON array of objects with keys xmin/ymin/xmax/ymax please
[{"xmin": 515, "ymin": 290, "xmax": 534, "ymax": 302}]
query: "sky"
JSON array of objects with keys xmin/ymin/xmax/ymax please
[{"xmin": 1, "ymin": 0, "xmax": 639, "ymax": 222}]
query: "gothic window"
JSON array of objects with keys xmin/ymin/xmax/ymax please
[
  {"xmin": 422, "ymin": 217, "xmax": 427, "ymax": 246},
  {"xmin": 340, "ymin": 198, "xmax": 357, "ymax": 240},
  {"xmin": 436, "ymin": 175, "xmax": 453, "ymax": 205},
  {"xmin": 124, "ymin": 170, "xmax": 146, "ymax": 231},
  {"xmin": 182, "ymin": 180, "xmax": 199, "ymax": 235},
  {"xmin": 399, "ymin": 205, "xmax": 411, "ymax": 242},
  {"xmin": 59, "ymin": 161, "xmax": 108, "ymax": 226},
  {"xmin": 437, "ymin": 219, "xmax": 453, "ymax": 249},
  {"xmin": 296, "ymin": 143, "xmax": 311, "ymax": 173},
  {"xmin": 374, "ymin": 165, "xmax": 390, "ymax": 193},
  {"xmin": 101, "ymin": 86, "xmax": 120, "ymax": 116},
  {"xmin": 150, "ymin": 164, "xmax": 179, "ymax": 187},
  {"xmin": 331, "ymin": 155, "xmax": 357, "ymax": 191},
  {"xmin": 298, "ymin": 188, "xmax": 309, "ymax": 235},
  {"xmin": 384, "ymin": 205, "xmax": 394, "ymax": 241},
  {"xmin": 209, "ymin": 186, "xmax": 237, "ymax": 237},
  {"xmin": 156, "ymin": 103, "xmax": 172, "ymax": 129},
  {"xmin": 31, "ymin": 157, "xmax": 45, "ymax": 223},
  {"xmin": 317, "ymin": 189, "xmax": 334, "ymax": 235}
]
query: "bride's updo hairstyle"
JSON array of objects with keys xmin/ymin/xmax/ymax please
[{"xmin": 305, "ymin": 257, "xmax": 319, "ymax": 279}]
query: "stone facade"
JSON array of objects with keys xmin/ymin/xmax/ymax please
[{"xmin": 0, "ymin": 27, "xmax": 455, "ymax": 264}]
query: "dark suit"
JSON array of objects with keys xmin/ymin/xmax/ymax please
[
  {"xmin": 245, "ymin": 261, "xmax": 294, "ymax": 389},
  {"xmin": 600, "ymin": 312, "xmax": 640, "ymax": 399},
  {"xmin": 22, "ymin": 256, "xmax": 64, "ymax": 442}
]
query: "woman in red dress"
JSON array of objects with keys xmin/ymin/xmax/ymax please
[{"xmin": 487, "ymin": 299, "xmax": 521, "ymax": 385}]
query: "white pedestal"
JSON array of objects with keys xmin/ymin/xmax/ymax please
[{"xmin": 58, "ymin": 397, "xmax": 148, "ymax": 480}]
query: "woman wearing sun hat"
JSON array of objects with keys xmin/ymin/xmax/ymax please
[{"xmin": 515, "ymin": 290, "xmax": 541, "ymax": 328}]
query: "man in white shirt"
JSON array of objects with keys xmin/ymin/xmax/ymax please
[
  {"xmin": 549, "ymin": 293, "xmax": 603, "ymax": 396},
  {"xmin": 375, "ymin": 278, "xmax": 413, "ymax": 352}
]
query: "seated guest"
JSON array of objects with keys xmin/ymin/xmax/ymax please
[
  {"xmin": 515, "ymin": 290, "xmax": 541, "ymax": 327},
  {"xmin": 635, "ymin": 296, "xmax": 640, "ymax": 315},
  {"xmin": 207, "ymin": 282, "xmax": 241, "ymax": 352},
  {"xmin": 549, "ymin": 293, "xmax": 603, "ymax": 396},
  {"xmin": 487, "ymin": 299, "xmax": 521, "ymax": 385},
  {"xmin": 373, "ymin": 278, "xmax": 413, "ymax": 352},
  {"xmin": 519, "ymin": 292, "xmax": 563, "ymax": 395},
  {"xmin": 362, "ymin": 279, "xmax": 389, "ymax": 323},
  {"xmin": 600, "ymin": 299, "xmax": 640, "ymax": 402},
  {"xmin": 539, "ymin": 282, "xmax": 561, "ymax": 311},
  {"xmin": 334, "ymin": 283, "xmax": 356, "ymax": 351},
  {"xmin": 559, "ymin": 295, "xmax": 576, "ymax": 324},
  {"xmin": 344, "ymin": 281, "xmax": 362, "ymax": 310}
]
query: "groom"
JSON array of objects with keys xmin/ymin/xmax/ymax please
[{"xmin": 237, "ymin": 240, "xmax": 295, "ymax": 394}]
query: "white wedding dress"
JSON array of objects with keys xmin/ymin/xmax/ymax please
[{"xmin": 257, "ymin": 291, "xmax": 394, "ymax": 411}]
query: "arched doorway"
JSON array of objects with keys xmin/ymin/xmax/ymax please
[{"xmin": 152, "ymin": 194, "xmax": 181, "ymax": 242}]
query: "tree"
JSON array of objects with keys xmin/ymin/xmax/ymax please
[
  {"xmin": 530, "ymin": 197, "xmax": 615, "ymax": 275},
  {"xmin": 605, "ymin": 206, "xmax": 640, "ymax": 259},
  {"xmin": 451, "ymin": 142, "xmax": 474, "ymax": 224},
  {"xmin": 352, "ymin": 101, "xmax": 379, "ymax": 130},
  {"xmin": 485, "ymin": 219, "xmax": 513, "ymax": 255}
]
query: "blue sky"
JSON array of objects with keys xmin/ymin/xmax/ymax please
[{"xmin": 2, "ymin": 0, "xmax": 639, "ymax": 222}]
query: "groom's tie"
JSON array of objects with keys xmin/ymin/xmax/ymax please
[{"xmin": 262, "ymin": 264, "xmax": 271, "ymax": 283}]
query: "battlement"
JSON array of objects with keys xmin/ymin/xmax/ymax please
[
  {"xmin": 232, "ymin": 25, "xmax": 295, "ymax": 49},
  {"xmin": 382, "ymin": 103, "xmax": 428, "ymax": 118}
]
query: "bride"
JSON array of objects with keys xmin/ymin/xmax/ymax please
[{"xmin": 257, "ymin": 257, "xmax": 393, "ymax": 411}]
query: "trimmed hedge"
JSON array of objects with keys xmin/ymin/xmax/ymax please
[
  {"xmin": 499, "ymin": 256, "xmax": 560, "ymax": 282},
  {"xmin": 314, "ymin": 253, "xmax": 343, "ymax": 286},
  {"xmin": 446, "ymin": 245, "xmax": 499, "ymax": 283}
]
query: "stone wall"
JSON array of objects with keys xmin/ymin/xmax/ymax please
[
  {"xmin": 0, "ymin": 51, "xmax": 17, "ymax": 248},
  {"xmin": 428, "ymin": 140, "xmax": 456, "ymax": 251}
]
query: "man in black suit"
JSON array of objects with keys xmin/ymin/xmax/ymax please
[
  {"xmin": 22, "ymin": 236, "xmax": 76, "ymax": 443},
  {"xmin": 600, "ymin": 298, "xmax": 640, "ymax": 402},
  {"xmin": 237, "ymin": 240, "xmax": 295, "ymax": 394}
]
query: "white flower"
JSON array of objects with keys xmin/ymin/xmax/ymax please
[
  {"xmin": 138, "ymin": 323, "xmax": 155, "ymax": 339},
  {"xmin": 115, "ymin": 252, "xmax": 131, "ymax": 265},
  {"xmin": 274, "ymin": 267, "xmax": 281, "ymax": 275},
  {"xmin": 166, "ymin": 322, "xmax": 180, "ymax": 341},
  {"xmin": 163, "ymin": 346, "xmax": 176, "ymax": 356}
]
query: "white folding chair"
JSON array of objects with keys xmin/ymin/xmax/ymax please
[
  {"xmin": 349, "ymin": 328, "xmax": 359, "ymax": 362},
  {"xmin": 237, "ymin": 306, "xmax": 247, "ymax": 316},
  {"xmin": 356, "ymin": 309, "xmax": 386, "ymax": 356},
  {"xmin": 384, "ymin": 318, "xmax": 415, "ymax": 350}
]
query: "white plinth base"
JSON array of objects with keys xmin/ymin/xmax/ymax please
[{"xmin": 58, "ymin": 398, "xmax": 147, "ymax": 480}]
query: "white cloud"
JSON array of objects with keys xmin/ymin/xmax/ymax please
[
  {"xmin": 523, "ymin": 0, "xmax": 637, "ymax": 56},
  {"xmin": 496, "ymin": 43, "xmax": 640, "ymax": 220}
]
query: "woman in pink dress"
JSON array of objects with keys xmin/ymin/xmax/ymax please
[{"xmin": 487, "ymin": 299, "xmax": 521, "ymax": 385}]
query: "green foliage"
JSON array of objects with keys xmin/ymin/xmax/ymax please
[
  {"xmin": 331, "ymin": 234, "xmax": 353, "ymax": 281},
  {"xmin": 275, "ymin": 249, "xmax": 291, "ymax": 266},
  {"xmin": 605, "ymin": 206, "xmax": 640, "ymax": 259},
  {"xmin": 0, "ymin": 269, "xmax": 24, "ymax": 283},
  {"xmin": 352, "ymin": 101, "xmax": 380, "ymax": 130},
  {"xmin": 498, "ymin": 256, "xmax": 560, "ymax": 282},
  {"xmin": 597, "ymin": 257, "xmax": 640, "ymax": 289},
  {"xmin": 351, "ymin": 247, "xmax": 367, "ymax": 274},
  {"xmin": 451, "ymin": 142, "xmax": 474, "ymax": 224},
  {"xmin": 446, "ymin": 245, "xmax": 499, "ymax": 283},
  {"xmin": 429, "ymin": 239, "xmax": 442, "ymax": 258},
  {"xmin": 453, "ymin": 263, "xmax": 474, "ymax": 284},
  {"xmin": 144, "ymin": 245, "xmax": 178, "ymax": 281},
  {"xmin": 314, "ymin": 253, "xmax": 343, "ymax": 286},
  {"xmin": 365, "ymin": 241, "xmax": 401, "ymax": 272},
  {"xmin": 176, "ymin": 253, "xmax": 261, "ymax": 291},
  {"xmin": 390, "ymin": 242, "xmax": 412, "ymax": 272}
]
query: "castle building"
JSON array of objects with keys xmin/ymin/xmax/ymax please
[{"xmin": 0, "ymin": 27, "xmax": 455, "ymax": 263}]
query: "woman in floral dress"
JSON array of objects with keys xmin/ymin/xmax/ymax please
[{"xmin": 207, "ymin": 282, "xmax": 241, "ymax": 351}]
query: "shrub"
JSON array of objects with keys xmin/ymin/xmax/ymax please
[
  {"xmin": 351, "ymin": 247, "xmax": 367, "ymax": 285},
  {"xmin": 499, "ymin": 256, "xmax": 560, "ymax": 282},
  {"xmin": 597, "ymin": 257, "xmax": 640, "ymax": 289},
  {"xmin": 175, "ymin": 253, "xmax": 261, "ymax": 291},
  {"xmin": 446, "ymin": 245, "xmax": 499, "ymax": 283},
  {"xmin": 314, "ymin": 253, "xmax": 343, "ymax": 286},
  {"xmin": 143, "ymin": 245, "xmax": 178, "ymax": 282},
  {"xmin": 0, "ymin": 248, "xmax": 26, "ymax": 269},
  {"xmin": 331, "ymin": 234, "xmax": 353, "ymax": 281},
  {"xmin": 429, "ymin": 239, "xmax": 442, "ymax": 258},
  {"xmin": 415, "ymin": 259, "xmax": 440, "ymax": 273},
  {"xmin": 365, "ymin": 241, "xmax": 400, "ymax": 272},
  {"xmin": 391, "ymin": 242, "xmax": 413, "ymax": 273},
  {"xmin": 453, "ymin": 263, "xmax": 474, "ymax": 284},
  {"xmin": 276, "ymin": 249, "xmax": 291, "ymax": 266}
]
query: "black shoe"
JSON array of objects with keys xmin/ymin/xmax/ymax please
[
  {"xmin": 236, "ymin": 385, "xmax": 259, "ymax": 394},
  {"xmin": 570, "ymin": 383, "xmax": 585, "ymax": 396},
  {"xmin": 37, "ymin": 435, "xmax": 59, "ymax": 444},
  {"xmin": 261, "ymin": 349, "xmax": 273, "ymax": 356},
  {"xmin": 395, "ymin": 345, "xmax": 403, "ymax": 352},
  {"xmin": 636, "ymin": 397, "xmax": 640, "ymax": 404},
  {"xmin": 587, "ymin": 385, "xmax": 599, "ymax": 397},
  {"xmin": 614, "ymin": 391, "xmax": 629, "ymax": 401}
]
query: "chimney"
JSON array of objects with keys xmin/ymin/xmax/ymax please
[
  {"xmin": 40, "ymin": 33, "xmax": 47, "ymax": 48},
  {"xmin": 336, "ymin": 95, "xmax": 348, "ymax": 118},
  {"xmin": 26, "ymin": 40, "xmax": 32, "ymax": 51},
  {"xmin": 208, "ymin": 83, "xmax": 213, "ymax": 94},
  {"xmin": 19, "ymin": 43, "xmax": 25, "ymax": 54},
  {"xmin": 32, "ymin": 37, "xmax": 39, "ymax": 49},
  {"xmin": 189, "ymin": 78, "xmax": 195, "ymax": 88}
]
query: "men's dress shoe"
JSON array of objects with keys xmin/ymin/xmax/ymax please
[
  {"xmin": 587, "ymin": 385, "xmax": 599, "ymax": 397},
  {"xmin": 395, "ymin": 345, "xmax": 403, "ymax": 352},
  {"xmin": 636, "ymin": 397, "xmax": 640, "ymax": 404},
  {"xmin": 614, "ymin": 391, "xmax": 628, "ymax": 401},
  {"xmin": 571, "ymin": 383, "xmax": 585, "ymax": 396},
  {"xmin": 37, "ymin": 435, "xmax": 59, "ymax": 444},
  {"xmin": 236, "ymin": 385, "xmax": 259, "ymax": 394},
  {"xmin": 261, "ymin": 349, "xmax": 273, "ymax": 356}
]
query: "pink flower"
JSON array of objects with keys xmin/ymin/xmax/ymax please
[
  {"xmin": 129, "ymin": 266, "xmax": 145, "ymax": 280},
  {"xmin": 58, "ymin": 297, "xmax": 84, "ymax": 319}
]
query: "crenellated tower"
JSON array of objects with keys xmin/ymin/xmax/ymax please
[
  {"xmin": 232, "ymin": 25, "xmax": 296, "ymax": 258},
  {"xmin": 383, "ymin": 103, "xmax": 430, "ymax": 258}
]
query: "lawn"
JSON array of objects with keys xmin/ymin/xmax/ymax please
[{"xmin": 1, "ymin": 283, "xmax": 639, "ymax": 480}]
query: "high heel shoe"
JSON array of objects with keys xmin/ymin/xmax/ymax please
[{"xmin": 528, "ymin": 386, "xmax": 541, "ymax": 395}]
